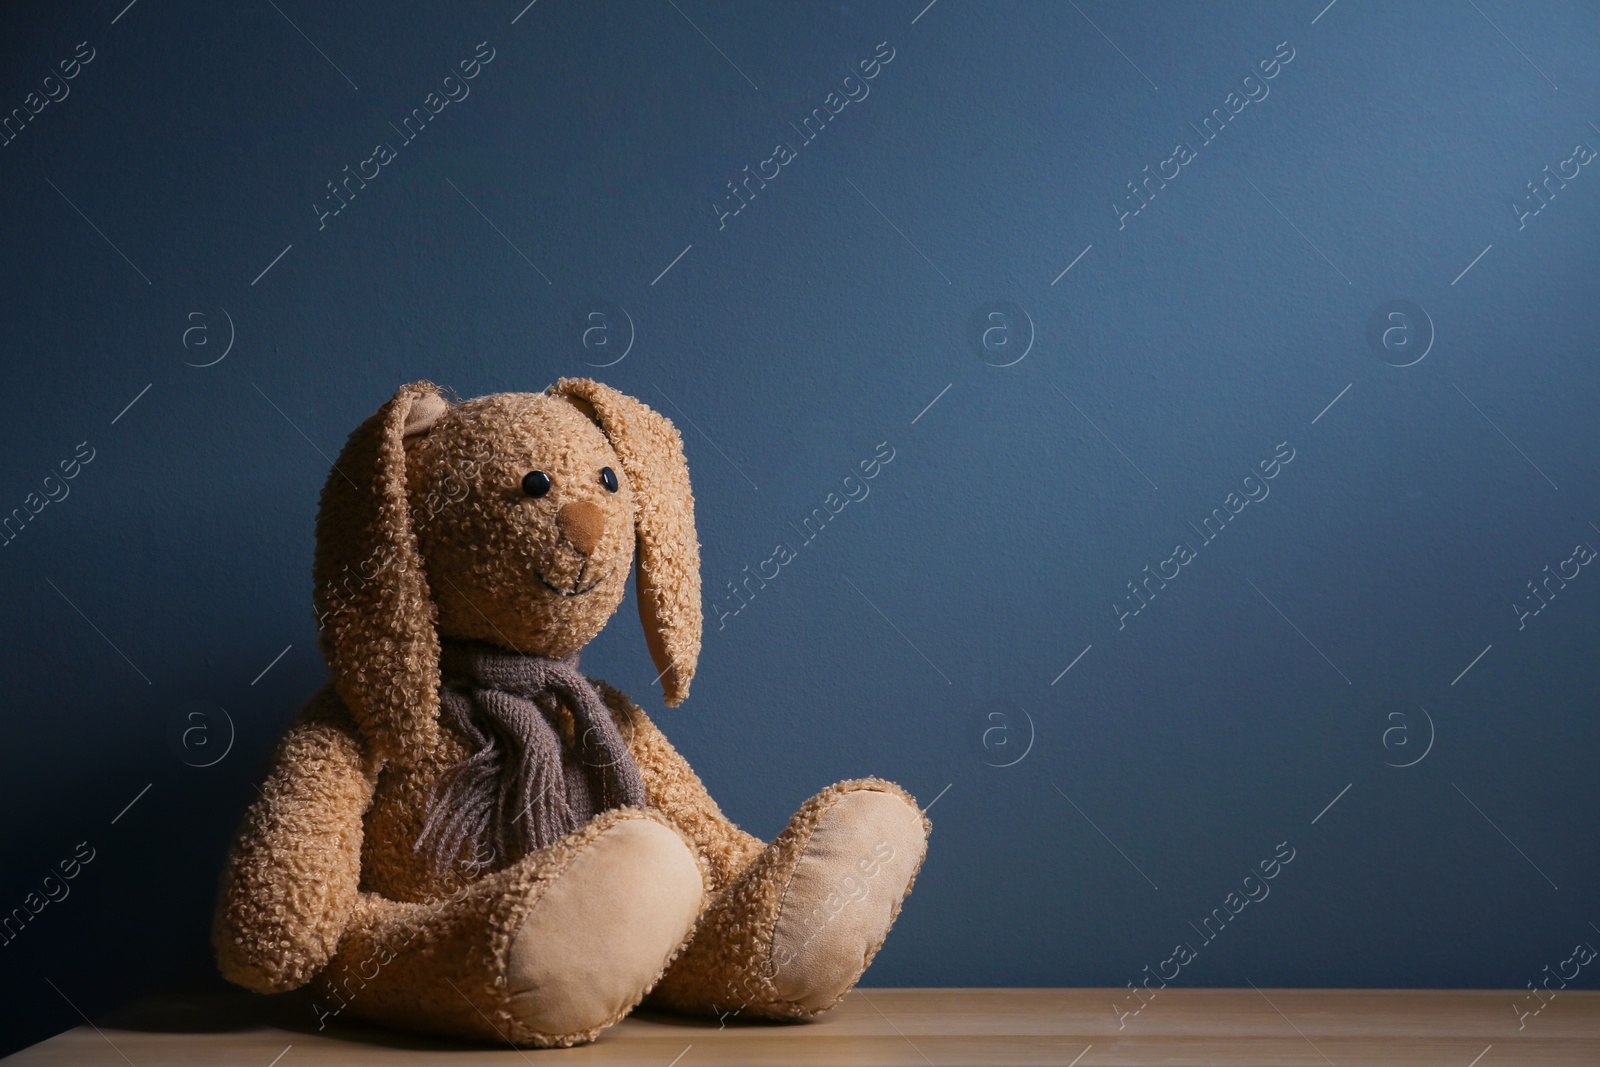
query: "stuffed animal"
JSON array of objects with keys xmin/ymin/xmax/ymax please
[{"xmin": 212, "ymin": 379, "xmax": 930, "ymax": 1047}]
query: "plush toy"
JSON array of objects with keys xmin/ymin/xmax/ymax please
[{"xmin": 212, "ymin": 379, "xmax": 930, "ymax": 1047}]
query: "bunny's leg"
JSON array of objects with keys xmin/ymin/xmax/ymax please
[
  {"xmin": 314, "ymin": 806, "xmax": 706, "ymax": 1048},
  {"xmin": 648, "ymin": 778, "xmax": 929, "ymax": 1021}
]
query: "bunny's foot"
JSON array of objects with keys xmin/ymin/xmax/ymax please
[
  {"xmin": 317, "ymin": 807, "xmax": 704, "ymax": 1047},
  {"xmin": 504, "ymin": 811, "xmax": 705, "ymax": 1041},
  {"xmin": 649, "ymin": 778, "xmax": 928, "ymax": 1020}
]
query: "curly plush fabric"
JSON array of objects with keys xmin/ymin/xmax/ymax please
[{"xmin": 415, "ymin": 640, "xmax": 646, "ymax": 876}]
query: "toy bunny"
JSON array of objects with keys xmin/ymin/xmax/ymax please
[{"xmin": 212, "ymin": 379, "xmax": 930, "ymax": 1047}]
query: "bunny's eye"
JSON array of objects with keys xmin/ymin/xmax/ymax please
[
  {"xmin": 521, "ymin": 471, "xmax": 552, "ymax": 498},
  {"xmin": 599, "ymin": 466, "xmax": 619, "ymax": 493}
]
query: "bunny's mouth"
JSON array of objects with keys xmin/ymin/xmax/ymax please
[{"xmin": 535, "ymin": 562, "xmax": 607, "ymax": 598}]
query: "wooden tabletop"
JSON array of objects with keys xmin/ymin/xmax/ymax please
[{"xmin": 6, "ymin": 988, "xmax": 1598, "ymax": 1065}]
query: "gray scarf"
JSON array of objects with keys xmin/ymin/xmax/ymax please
[{"xmin": 416, "ymin": 639, "xmax": 647, "ymax": 877}]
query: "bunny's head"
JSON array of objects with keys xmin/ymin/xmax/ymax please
[{"xmin": 312, "ymin": 379, "xmax": 701, "ymax": 763}]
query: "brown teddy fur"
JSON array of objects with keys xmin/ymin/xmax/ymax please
[{"xmin": 212, "ymin": 379, "xmax": 931, "ymax": 1047}]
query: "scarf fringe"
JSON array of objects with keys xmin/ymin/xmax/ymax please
[{"xmin": 415, "ymin": 640, "xmax": 646, "ymax": 878}]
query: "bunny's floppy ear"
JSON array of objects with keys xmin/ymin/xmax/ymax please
[
  {"xmin": 313, "ymin": 381, "xmax": 450, "ymax": 763},
  {"xmin": 549, "ymin": 378, "xmax": 702, "ymax": 705}
]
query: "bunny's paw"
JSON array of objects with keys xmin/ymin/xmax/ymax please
[
  {"xmin": 764, "ymin": 786, "xmax": 927, "ymax": 1011},
  {"xmin": 505, "ymin": 813, "xmax": 705, "ymax": 1042},
  {"xmin": 648, "ymin": 779, "xmax": 928, "ymax": 1019}
]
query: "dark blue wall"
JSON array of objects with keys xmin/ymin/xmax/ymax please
[{"xmin": 4, "ymin": 0, "xmax": 1599, "ymax": 1053}]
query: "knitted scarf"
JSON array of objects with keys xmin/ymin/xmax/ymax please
[{"xmin": 415, "ymin": 639, "xmax": 647, "ymax": 877}]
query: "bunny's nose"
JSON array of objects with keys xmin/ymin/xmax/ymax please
[{"xmin": 556, "ymin": 500, "xmax": 605, "ymax": 556}]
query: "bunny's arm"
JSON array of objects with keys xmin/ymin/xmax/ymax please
[
  {"xmin": 213, "ymin": 686, "xmax": 380, "ymax": 993},
  {"xmin": 596, "ymin": 682, "xmax": 764, "ymax": 893}
]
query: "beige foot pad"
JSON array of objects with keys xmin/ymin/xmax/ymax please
[
  {"xmin": 768, "ymin": 789, "xmax": 928, "ymax": 1011},
  {"xmin": 507, "ymin": 818, "xmax": 703, "ymax": 1038}
]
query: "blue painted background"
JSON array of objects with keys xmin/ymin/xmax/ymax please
[{"xmin": 4, "ymin": 0, "xmax": 1600, "ymax": 1053}]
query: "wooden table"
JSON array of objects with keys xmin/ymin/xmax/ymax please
[{"xmin": 7, "ymin": 988, "xmax": 1597, "ymax": 1065}]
